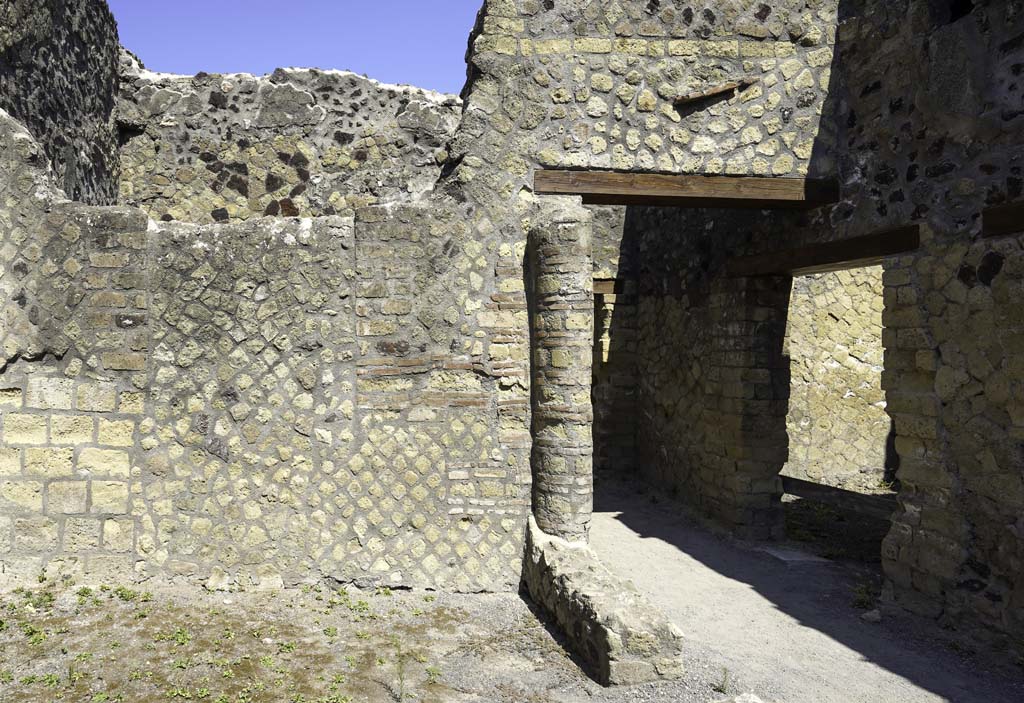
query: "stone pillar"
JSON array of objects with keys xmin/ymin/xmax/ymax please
[{"xmin": 529, "ymin": 204, "xmax": 594, "ymax": 542}]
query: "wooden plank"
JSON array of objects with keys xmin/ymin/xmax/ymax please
[
  {"xmin": 982, "ymin": 201, "xmax": 1024, "ymax": 238},
  {"xmin": 782, "ymin": 476, "xmax": 898, "ymax": 522},
  {"xmin": 594, "ymin": 278, "xmax": 639, "ymax": 295},
  {"xmin": 727, "ymin": 224, "xmax": 920, "ymax": 277},
  {"xmin": 534, "ymin": 170, "xmax": 840, "ymax": 209}
]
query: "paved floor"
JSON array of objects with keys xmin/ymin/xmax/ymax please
[{"xmin": 590, "ymin": 478, "xmax": 1024, "ymax": 703}]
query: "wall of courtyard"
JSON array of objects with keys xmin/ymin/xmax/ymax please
[
  {"xmin": 1, "ymin": 0, "xmax": 1022, "ymax": 653},
  {"xmin": 0, "ymin": 106, "xmax": 536, "ymax": 589}
]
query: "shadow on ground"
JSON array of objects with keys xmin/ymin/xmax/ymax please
[{"xmin": 592, "ymin": 474, "xmax": 1024, "ymax": 703}]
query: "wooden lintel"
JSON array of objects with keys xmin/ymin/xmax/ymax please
[
  {"xmin": 727, "ymin": 224, "xmax": 921, "ymax": 278},
  {"xmin": 982, "ymin": 201, "xmax": 1023, "ymax": 238},
  {"xmin": 593, "ymin": 278, "xmax": 635, "ymax": 295},
  {"xmin": 534, "ymin": 170, "xmax": 839, "ymax": 210}
]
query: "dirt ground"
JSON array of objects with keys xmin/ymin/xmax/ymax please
[
  {"xmin": 0, "ymin": 574, "xmax": 736, "ymax": 703},
  {"xmin": 2, "ymin": 481, "xmax": 1022, "ymax": 703},
  {"xmin": 591, "ymin": 476, "xmax": 1024, "ymax": 703}
]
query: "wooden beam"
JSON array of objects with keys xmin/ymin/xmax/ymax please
[
  {"xmin": 782, "ymin": 476, "xmax": 898, "ymax": 522},
  {"xmin": 982, "ymin": 200, "xmax": 1024, "ymax": 238},
  {"xmin": 727, "ymin": 224, "xmax": 921, "ymax": 277},
  {"xmin": 534, "ymin": 170, "xmax": 839, "ymax": 209}
]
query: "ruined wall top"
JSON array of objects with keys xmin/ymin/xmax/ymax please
[
  {"xmin": 0, "ymin": 0, "xmax": 120, "ymax": 205},
  {"xmin": 117, "ymin": 55, "xmax": 463, "ymax": 224}
]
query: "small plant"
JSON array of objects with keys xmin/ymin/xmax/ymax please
[
  {"xmin": 42, "ymin": 673, "xmax": 61, "ymax": 688},
  {"xmin": 712, "ymin": 667, "xmax": 731, "ymax": 694},
  {"xmin": 851, "ymin": 581, "xmax": 877, "ymax": 610},
  {"xmin": 323, "ymin": 626, "xmax": 338, "ymax": 638},
  {"xmin": 0, "ymin": 670, "xmax": 13, "ymax": 684},
  {"xmin": 425, "ymin": 666, "xmax": 442, "ymax": 685},
  {"xmin": 389, "ymin": 636, "xmax": 416, "ymax": 702},
  {"xmin": 20, "ymin": 621, "xmax": 47, "ymax": 645},
  {"xmin": 155, "ymin": 627, "xmax": 193, "ymax": 646},
  {"xmin": 278, "ymin": 641, "xmax": 296, "ymax": 654},
  {"xmin": 113, "ymin": 586, "xmax": 138, "ymax": 602}
]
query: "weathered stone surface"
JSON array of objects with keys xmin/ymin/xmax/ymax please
[
  {"xmin": 117, "ymin": 57, "xmax": 461, "ymax": 224},
  {"xmin": 523, "ymin": 517, "xmax": 685, "ymax": 686},
  {"xmin": 0, "ymin": 0, "xmax": 120, "ymax": 204},
  {"xmin": 1, "ymin": 0, "xmax": 1023, "ymax": 663},
  {"xmin": 784, "ymin": 267, "xmax": 891, "ymax": 492}
]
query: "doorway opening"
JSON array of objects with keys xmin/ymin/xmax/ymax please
[{"xmin": 781, "ymin": 266, "xmax": 898, "ymax": 563}]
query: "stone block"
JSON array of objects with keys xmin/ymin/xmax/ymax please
[
  {"xmin": 50, "ymin": 415, "xmax": 95, "ymax": 444},
  {"xmin": 0, "ymin": 515, "xmax": 11, "ymax": 553},
  {"xmin": 76, "ymin": 383, "xmax": 118, "ymax": 412},
  {"xmin": 64, "ymin": 517, "xmax": 100, "ymax": 550},
  {"xmin": 26, "ymin": 377, "xmax": 74, "ymax": 410},
  {"xmin": 3, "ymin": 413, "xmax": 48, "ymax": 444},
  {"xmin": 1, "ymin": 480, "xmax": 43, "ymax": 511},
  {"xmin": 0, "ymin": 387, "xmax": 23, "ymax": 408},
  {"xmin": 48, "ymin": 481, "xmax": 89, "ymax": 514},
  {"xmin": 78, "ymin": 448, "xmax": 131, "ymax": 477},
  {"xmin": 101, "ymin": 353, "xmax": 146, "ymax": 371},
  {"xmin": 98, "ymin": 419, "xmax": 135, "ymax": 446},
  {"xmin": 0, "ymin": 447, "xmax": 21, "ymax": 476},
  {"xmin": 102, "ymin": 518, "xmax": 133, "ymax": 552},
  {"xmin": 25, "ymin": 448, "xmax": 75, "ymax": 477},
  {"xmin": 91, "ymin": 481, "xmax": 129, "ymax": 514},
  {"xmin": 522, "ymin": 518, "xmax": 684, "ymax": 686},
  {"xmin": 14, "ymin": 516, "xmax": 58, "ymax": 551}
]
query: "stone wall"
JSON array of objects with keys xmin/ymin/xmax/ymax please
[
  {"xmin": 117, "ymin": 58, "xmax": 461, "ymax": 224},
  {"xmin": 783, "ymin": 267, "xmax": 890, "ymax": 492},
  {"xmin": 0, "ymin": 0, "xmax": 120, "ymax": 204},
  {"xmin": 837, "ymin": 0, "xmax": 1024, "ymax": 647},
  {"xmin": 0, "ymin": 98, "xmax": 536, "ymax": 590},
  {"xmin": 0, "ymin": 108, "xmax": 149, "ymax": 583},
  {"xmin": 625, "ymin": 205, "xmax": 794, "ymax": 538},
  {"xmin": 447, "ymin": 0, "xmax": 840, "ymax": 212},
  {"xmin": 615, "ymin": 0, "xmax": 1024, "ymax": 648},
  {"xmin": 2, "ymin": 0, "xmax": 1022, "ymax": 655}
]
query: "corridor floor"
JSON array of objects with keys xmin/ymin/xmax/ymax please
[{"xmin": 590, "ymin": 478, "xmax": 1024, "ymax": 703}]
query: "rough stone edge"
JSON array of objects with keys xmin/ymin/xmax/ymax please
[
  {"xmin": 522, "ymin": 516, "xmax": 685, "ymax": 686},
  {"xmin": 118, "ymin": 49, "xmax": 462, "ymax": 107}
]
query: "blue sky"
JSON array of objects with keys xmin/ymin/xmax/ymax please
[{"xmin": 108, "ymin": 1, "xmax": 483, "ymax": 94}]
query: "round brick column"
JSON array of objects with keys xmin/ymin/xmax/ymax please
[{"xmin": 528, "ymin": 206, "xmax": 594, "ymax": 541}]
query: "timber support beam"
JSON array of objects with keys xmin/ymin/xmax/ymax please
[
  {"xmin": 983, "ymin": 200, "xmax": 1024, "ymax": 238},
  {"xmin": 534, "ymin": 169, "xmax": 839, "ymax": 209},
  {"xmin": 727, "ymin": 224, "xmax": 921, "ymax": 277}
]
